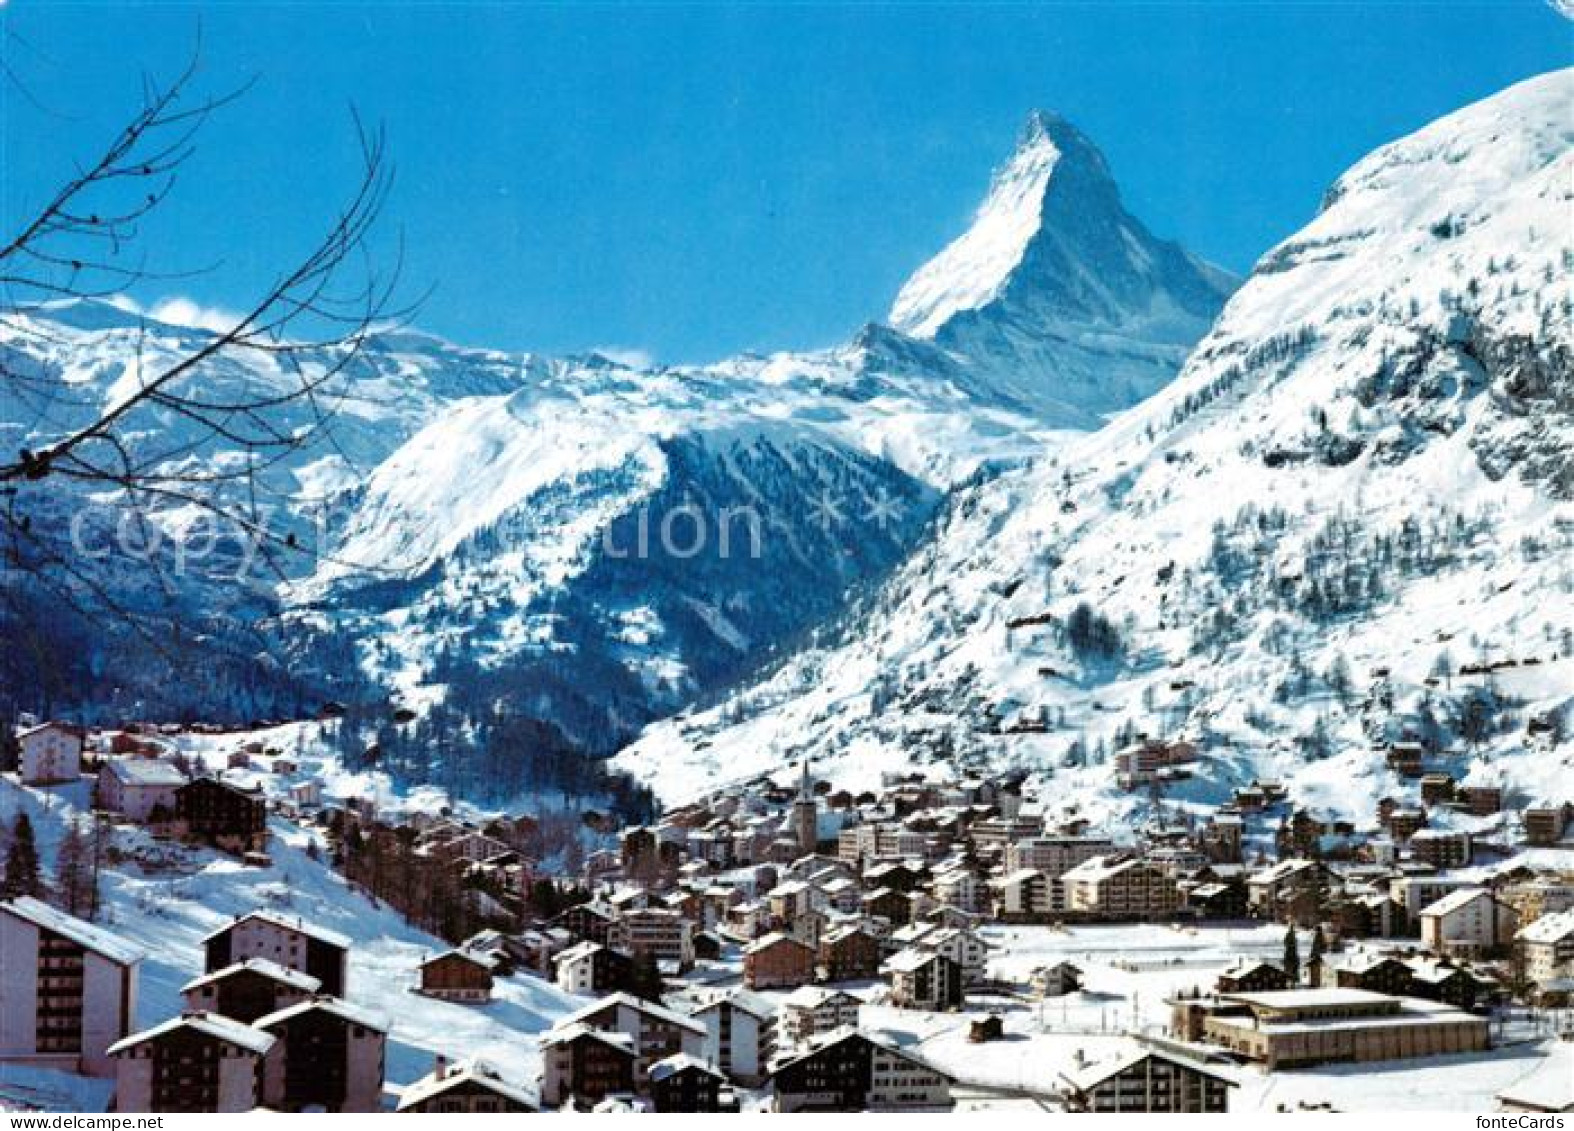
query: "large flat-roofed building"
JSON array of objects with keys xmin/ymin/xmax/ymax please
[
  {"xmin": 1003, "ymin": 836, "xmax": 1114, "ymax": 878},
  {"xmin": 0, "ymin": 897, "xmax": 143, "ymax": 1078},
  {"xmin": 1196, "ymin": 989, "xmax": 1488, "ymax": 1069}
]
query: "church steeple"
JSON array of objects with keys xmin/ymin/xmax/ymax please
[{"xmin": 791, "ymin": 761, "xmax": 818, "ymax": 855}]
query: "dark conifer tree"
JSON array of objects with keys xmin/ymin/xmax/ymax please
[{"xmin": 2, "ymin": 813, "xmax": 44, "ymax": 901}]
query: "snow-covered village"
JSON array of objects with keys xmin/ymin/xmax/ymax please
[
  {"xmin": 2, "ymin": 1, "xmax": 1572, "ymax": 1119},
  {"xmin": 1, "ymin": 714, "xmax": 1573, "ymax": 1114}
]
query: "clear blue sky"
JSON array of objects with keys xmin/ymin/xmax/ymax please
[{"xmin": 2, "ymin": 2, "xmax": 1569, "ymax": 363}]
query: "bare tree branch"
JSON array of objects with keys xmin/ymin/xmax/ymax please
[{"xmin": 0, "ymin": 41, "xmax": 417, "ymax": 715}]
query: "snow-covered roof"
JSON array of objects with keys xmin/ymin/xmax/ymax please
[
  {"xmin": 396, "ymin": 1059, "xmax": 538, "ymax": 1112},
  {"xmin": 1496, "ymin": 1044, "xmax": 1574, "ymax": 1113},
  {"xmin": 559, "ymin": 992, "xmax": 704, "ymax": 1035},
  {"xmin": 770, "ymin": 1024, "xmax": 941, "ymax": 1077},
  {"xmin": 1224, "ymin": 988, "xmax": 1395, "ymax": 1010},
  {"xmin": 781, "ymin": 985, "xmax": 862, "ymax": 1010},
  {"xmin": 180, "ymin": 957, "xmax": 321, "ymax": 995},
  {"xmin": 692, "ymin": 988, "xmax": 776, "ymax": 1021},
  {"xmin": 202, "ymin": 909, "xmax": 352, "ymax": 951},
  {"xmin": 559, "ymin": 900, "xmax": 615, "ymax": 922},
  {"xmin": 1518, "ymin": 909, "xmax": 1574, "ymax": 944},
  {"xmin": 1327, "ymin": 952, "xmax": 1408, "ymax": 975},
  {"xmin": 1419, "ymin": 887, "xmax": 1492, "ymax": 918},
  {"xmin": 2, "ymin": 896, "xmax": 145, "ymax": 966},
  {"xmin": 1062, "ymin": 855, "xmax": 1142, "ymax": 882},
  {"xmin": 886, "ymin": 946, "xmax": 946, "ymax": 973},
  {"xmin": 648, "ymin": 1053, "xmax": 724, "ymax": 1083},
  {"xmin": 554, "ymin": 940, "xmax": 606, "ymax": 965},
  {"xmin": 1406, "ymin": 957, "xmax": 1494, "ymax": 986},
  {"xmin": 890, "ymin": 921, "xmax": 938, "ymax": 944},
  {"xmin": 16, "ymin": 721, "xmax": 81, "ymax": 742},
  {"xmin": 540, "ymin": 1023, "xmax": 636, "ymax": 1054},
  {"xmin": 1062, "ymin": 1045, "xmax": 1235, "ymax": 1092},
  {"xmin": 423, "ymin": 947, "xmax": 496, "ymax": 972},
  {"xmin": 103, "ymin": 758, "xmax": 186, "ymax": 787},
  {"xmin": 255, "ymin": 995, "xmax": 387, "ymax": 1034},
  {"xmin": 1249, "ymin": 857, "xmax": 1318, "ymax": 885},
  {"xmin": 742, "ymin": 931, "xmax": 812, "ymax": 955},
  {"xmin": 821, "ymin": 922, "xmax": 878, "ymax": 945},
  {"xmin": 109, "ymin": 1012, "xmax": 276, "ymax": 1058}
]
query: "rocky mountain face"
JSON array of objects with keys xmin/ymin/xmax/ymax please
[
  {"xmin": 890, "ymin": 111, "xmax": 1236, "ymax": 425},
  {"xmin": 614, "ymin": 70, "xmax": 1574, "ymax": 833},
  {"xmin": 1, "ymin": 111, "xmax": 1228, "ymax": 766}
]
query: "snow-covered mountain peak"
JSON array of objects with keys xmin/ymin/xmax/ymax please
[
  {"xmin": 3, "ymin": 108, "xmax": 1230, "ymax": 751},
  {"xmin": 888, "ymin": 111, "xmax": 1070, "ymax": 339},
  {"xmin": 614, "ymin": 69, "xmax": 1574, "ymax": 820},
  {"xmin": 885, "ymin": 111, "xmax": 1235, "ymax": 424},
  {"xmin": 1016, "ymin": 108, "xmax": 1118, "ymax": 196}
]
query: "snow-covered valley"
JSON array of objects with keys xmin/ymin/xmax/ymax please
[{"xmin": 1, "ymin": 108, "xmax": 1231, "ymax": 761}]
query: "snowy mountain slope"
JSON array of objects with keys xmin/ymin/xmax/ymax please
[
  {"xmin": 614, "ymin": 69, "xmax": 1574, "ymax": 829},
  {"xmin": 310, "ymin": 412, "xmax": 941, "ymax": 748},
  {"xmin": 2, "ymin": 111, "xmax": 1230, "ymax": 755},
  {"xmin": 890, "ymin": 111, "xmax": 1237, "ymax": 425},
  {"xmin": 0, "ymin": 299, "xmax": 533, "ymax": 503},
  {"xmin": 0, "ymin": 773, "xmax": 589, "ymax": 1110}
]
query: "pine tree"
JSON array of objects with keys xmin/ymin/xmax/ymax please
[
  {"xmin": 1307, "ymin": 924, "xmax": 1326, "ymax": 982},
  {"xmin": 1283, "ymin": 925, "xmax": 1302, "ymax": 985},
  {"xmin": 1326, "ymin": 654, "xmax": 1353, "ymax": 706},
  {"xmin": 2, "ymin": 812, "xmax": 44, "ymax": 901},
  {"xmin": 55, "ymin": 821, "xmax": 96, "ymax": 918},
  {"xmin": 85, "ymin": 814, "xmax": 109, "ymax": 921}
]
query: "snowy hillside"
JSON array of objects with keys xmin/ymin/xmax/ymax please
[
  {"xmin": 0, "ymin": 771, "xmax": 588, "ymax": 1111},
  {"xmin": 2, "ymin": 112, "xmax": 1228, "ymax": 758},
  {"xmin": 615, "ymin": 70, "xmax": 1574, "ymax": 830}
]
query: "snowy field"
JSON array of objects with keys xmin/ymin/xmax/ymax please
[{"xmin": 861, "ymin": 923, "xmax": 1561, "ymax": 1113}]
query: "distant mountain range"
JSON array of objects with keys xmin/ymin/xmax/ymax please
[
  {"xmin": 1, "ymin": 106, "xmax": 1232, "ymax": 763},
  {"xmin": 11, "ymin": 69, "xmax": 1567, "ymax": 827}
]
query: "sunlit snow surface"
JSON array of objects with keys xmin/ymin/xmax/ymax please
[{"xmin": 616, "ymin": 69, "xmax": 1574, "ymax": 821}]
